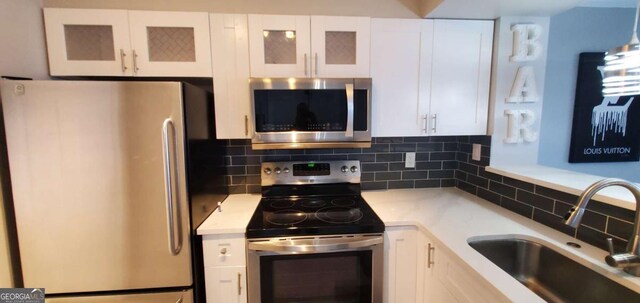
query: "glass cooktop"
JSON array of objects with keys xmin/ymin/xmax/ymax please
[{"xmin": 245, "ymin": 195, "xmax": 385, "ymax": 239}]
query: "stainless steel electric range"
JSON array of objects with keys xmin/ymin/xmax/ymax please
[{"xmin": 246, "ymin": 160, "xmax": 385, "ymax": 303}]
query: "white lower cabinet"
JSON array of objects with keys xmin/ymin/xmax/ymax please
[
  {"xmin": 203, "ymin": 234, "xmax": 247, "ymax": 303},
  {"xmin": 205, "ymin": 266, "xmax": 247, "ymax": 303},
  {"xmin": 386, "ymin": 226, "xmax": 506, "ymax": 303},
  {"xmin": 417, "ymin": 233, "xmax": 459, "ymax": 303},
  {"xmin": 385, "ymin": 226, "xmax": 419, "ymax": 303}
]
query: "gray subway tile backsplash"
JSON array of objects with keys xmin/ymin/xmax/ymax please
[
  {"xmin": 217, "ymin": 135, "xmax": 634, "ymax": 253},
  {"xmin": 220, "ymin": 136, "xmax": 465, "ymax": 194},
  {"xmin": 453, "ymin": 135, "xmax": 636, "ymax": 253}
]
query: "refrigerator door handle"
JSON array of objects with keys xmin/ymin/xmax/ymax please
[{"xmin": 162, "ymin": 118, "xmax": 183, "ymax": 256}]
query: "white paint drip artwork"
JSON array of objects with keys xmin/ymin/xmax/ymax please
[{"xmin": 591, "ymin": 96, "xmax": 633, "ymax": 146}]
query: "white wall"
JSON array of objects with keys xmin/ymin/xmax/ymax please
[
  {"xmin": 538, "ymin": 7, "xmax": 639, "ymax": 182},
  {"xmin": 489, "ymin": 16, "xmax": 550, "ymax": 166},
  {"xmin": 0, "ymin": 0, "xmax": 49, "ymax": 80},
  {"xmin": 0, "ymin": 0, "xmax": 49, "ymax": 287}
]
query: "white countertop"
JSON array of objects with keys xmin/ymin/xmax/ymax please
[
  {"xmin": 196, "ymin": 188, "xmax": 640, "ymax": 301},
  {"xmin": 363, "ymin": 187, "xmax": 640, "ymax": 302},
  {"xmin": 196, "ymin": 194, "xmax": 261, "ymax": 235},
  {"xmin": 487, "ymin": 164, "xmax": 637, "ymax": 210}
]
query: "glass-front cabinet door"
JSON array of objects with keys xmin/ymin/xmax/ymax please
[
  {"xmin": 248, "ymin": 14, "xmax": 371, "ymax": 78},
  {"xmin": 44, "ymin": 8, "xmax": 132, "ymax": 76},
  {"xmin": 44, "ymin": 8, "xmax": 212, "ymax": 77},
  {"xmin": 311, "ymin": 16, "xmax": 370, "ymax": 78},
  {"xmin": 248, "ymin": 15, "xmax": 311, "ymax": 78},
  {"xmin": 128, "ymin": 11, "xmax": 212, "ymax": 77}
]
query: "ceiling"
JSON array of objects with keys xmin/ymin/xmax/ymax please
[{"xmin": 419, "ymin": 0, "xmax": 636, "ymax": 19}]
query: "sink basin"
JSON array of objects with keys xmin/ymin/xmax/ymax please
[{"xmin": 468, "ymin": 237, "xmax": 640, "ymax": 303}]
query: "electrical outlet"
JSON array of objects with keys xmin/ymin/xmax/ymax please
[
  {"xmin": 405, "ymin": 152, "xmax": 416, "ymax": 168},
  {"xmin": 472, "ymin": 144, "xmax": 482, "ymax": 161}
]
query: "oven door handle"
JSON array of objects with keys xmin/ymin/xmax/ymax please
[
  {"xmin": 345, "ymin": 83, "xmax": 354, "ymax": 138},
  {"xmin": 248, "ymin": 236, "xmax": 382, "ymax": 254}
]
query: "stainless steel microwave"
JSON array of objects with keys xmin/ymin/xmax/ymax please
[{"xmin": 250, "ymin": 78, "xmax": 372, "ymax": 150}]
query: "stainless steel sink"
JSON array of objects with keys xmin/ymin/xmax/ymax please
[{"xmin": 468, "ymin": 237, "xmax": 640, "ymax": 303}]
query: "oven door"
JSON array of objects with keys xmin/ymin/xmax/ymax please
[
  {"xmin": 247, "ymin": 234, "xmax": 383, "ymax": 303},
  {"xmin": 250, "ymin": 78, "xmax": 372, "ymax": 149}
]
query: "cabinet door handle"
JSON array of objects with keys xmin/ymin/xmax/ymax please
[
  {"xmin": 314, "ymin": 53, "xmax": 318, "ymax": 76},
  {"xmin": 237, "ymin": 272, "xmax": 242, "ymax": 295},
  {"xmin": 132, "ymin": 49, "xmax": 140, "ymax": 74},
  {"xmin": 244, "ymin": 115, "xmax": 249, "ymax": 136},
  {"xmin": 119, "ymin": 49, "xmax": 128, "ymax": 73},
  {"xmin": 304, "ymin": 53, "xmax": 308, "ymax": 76},
  {"xmin": 427, "ymin": 243, "xmax": 435, "ymax": 268},
  {"xmin": 422, "ymin": 114, "xmax": 428, "ymax": 134},
  {"xmin": 431, "ymin": 114, "xmax": 437, "ymax": 134}
]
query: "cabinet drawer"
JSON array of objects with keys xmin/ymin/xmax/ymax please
[{"xmin": 203, "ymin": 234, "xmax": 246, "ymax": 267}]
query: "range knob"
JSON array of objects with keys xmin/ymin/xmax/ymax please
[
  {"xmin": 263, "ymin": 168, "xmax": 272, "ymax": 175},
  {"xmin": 283, "ymin": 167, "xmax": 290, "ymax": 173},
  {"xmin": 275, "ymin": 167, "xmax": 282, "ymax": 174},
  {"xmin": 350, "ymin": 166, "xmax": 359, "ymax": 173},
  {"xmin": 341, "ymin": 166, "xmax": 349, "ymax": 173}
]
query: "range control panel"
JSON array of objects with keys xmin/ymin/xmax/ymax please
[{"xmin": 261, "ymin": 160, "xmax": 361, "ymax": 186}]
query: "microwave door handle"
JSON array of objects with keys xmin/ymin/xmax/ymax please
[{"xmin": 345, "ymin": 83, "xmax": 354, "ymax": 138}]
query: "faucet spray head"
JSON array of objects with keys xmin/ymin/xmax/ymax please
[{"xmin": 564, "ymin": 207, "xmax": 583, "ymax": 228}]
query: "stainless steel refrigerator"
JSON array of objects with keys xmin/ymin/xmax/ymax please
[{"xmin": 0, "ymin": 80, "xmax": 227, "ymax": 302}]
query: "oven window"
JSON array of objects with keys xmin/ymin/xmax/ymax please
[
  {"xmin": 253, "ymin": 89, "xmax": 368, "ymax": 132},
  {"xmin": 260, "ymin": 251, "xmax": 373, "ymax": 303}
]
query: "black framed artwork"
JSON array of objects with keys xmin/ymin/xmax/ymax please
[{"xmin": 568, "ymin": 52, "xmax": 640, "ymax": 163}]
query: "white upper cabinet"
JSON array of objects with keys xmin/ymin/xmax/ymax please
[
  {"xmin": 248, "ymin": 15, "xmax": 310, "ymax": 78},
  {"xmin": 44, "ymin": 8, "xmax": 131, "ymax": 76},
  {"xmin": 371, "ymin": 19, "xmax": 432, "ymax": 137},
  {"xmin": 248, "ymin": 14, "xmax": 370, "ymax": 78},
  {"xmin": 429, "ymin": 19, "xmax": 494, "ymax": 136},
  {"xmin": 310, "ymin": 16, "xmax": 370, "ymax": 77},
  {"xmin": 371, "ymin": 18, "xmax": 493, "ymax": 137},
  {"xmin": 44, "ymin": 8, "xmax": 212, "ymax": 77},
  {"xmin": 210, "ymin": 13, "xmax": 252, "ymax": 139},
  {"xmin": 128, "ymin": 11, "xmax": 212, "ymax": 77}
]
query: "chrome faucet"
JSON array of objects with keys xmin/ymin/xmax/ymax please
[{"xmin": 564, "ymin": 178, "xmax": 640, "ymax": 277}]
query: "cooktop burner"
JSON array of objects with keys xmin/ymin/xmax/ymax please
[
  {"xmin": 316, "ymin": 207, "xmax": 363, "ymax": 224},
  {"xmin": 265, "ymin": 209, "xmax": 308, "ymax": 225},
  {"xmin": 299, "ymin": 198, "xmax": 327, "ymax": 208},
  {"xmin": 269, "ymin": 200, "xmax": 295, "ymax": 208},
  {"xmin": 331, "ymin": 197, "xmax": 355, "ymax": 207},
  {"xmin": 246, "ymin": 160, "xmax": 385, "ymax": 239}
]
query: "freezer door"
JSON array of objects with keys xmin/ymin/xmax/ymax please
[
  {"xmin": 0, "ymin": 81, "xmax": 192, "ymax": 293},
  {"xmin": 46, "ymin": 289, "xmax": 192, "ymax": 303}
]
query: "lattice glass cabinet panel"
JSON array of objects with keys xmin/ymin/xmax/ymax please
[
  {"xmin": 325, "ymin": 31, "xmax": 356, "ymax": 65},
  {"xmin": 263, "ymin": 30, "xmax": 297, "ymax": 64},
  {"xmin": 146, "ymin": 27, "xmax": 196, "ymax": 62},
  {"xmin": 64, "ymin": 25, "xmax": 116, "ymax": 61}
]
